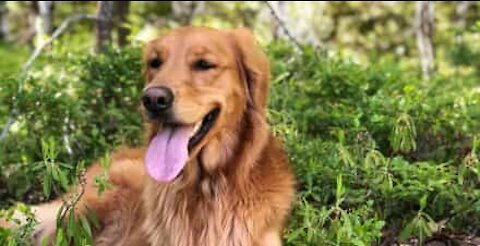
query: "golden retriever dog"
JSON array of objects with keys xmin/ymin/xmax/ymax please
[{"xmin": 3, "ymin": 26, "xmax": 296, "ymax": 246}]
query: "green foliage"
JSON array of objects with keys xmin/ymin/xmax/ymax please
[
  {"xmin": 0, "ymin": 42, "xmax": 28, "ymax": 77},
  {"xmin": 1, "ymin": 29, "xmax": 479, "ymax": 246},
  {"xmin": 267, "ymin": 42, "xmax": 480, "ymax": 244},
  {"xmin": 74, "ymin": 47, "xmax": 144, "ymax": 154},
  {"xmin": 1, "ymin": 138, "xmax": 98, "ymax": 246},
  {"xmin": 0, "ymin": 46, "xmax": 143, "ymax": 206},
  {"xmin": 93, "ymin": 153, "xmax": 112, "ymax": 196},
  {"xmin": 0, "ymin": 203, "xmax": 37, "ymax": 246}
]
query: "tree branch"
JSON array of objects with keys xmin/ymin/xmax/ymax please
[
  {"xmin": 22, "ymin": 14, "xmax": 97, "ymax": 76},
  {"xmin": 56, "ymin": 170, "xmax": 87, "ymax": 226},
  {"xmin": 264, "ymin": 1, "xmax": 303, "ymax": 51},
  {"xmin": 0, "ymin": 13, "xmax": 97, "ymax": 143}
]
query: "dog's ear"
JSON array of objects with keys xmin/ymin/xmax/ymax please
[{"xmin": 230, "ymin": 28, "xmax": 270, "ymax": 116}]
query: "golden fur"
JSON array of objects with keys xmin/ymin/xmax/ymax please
[{"xmin": 3, "ymin": 27, "xmax": 296, "ymax": 246}]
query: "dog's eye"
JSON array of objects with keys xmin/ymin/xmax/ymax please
[
  {"xmin": 149, "ymin": 58, "xmax": 162, "ymax": 69},
  {"xmin": 193, "ymin": 59, "xmax": 216, "ymax": 71}
]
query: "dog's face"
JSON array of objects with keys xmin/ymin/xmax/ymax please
[{"xmin": 142, "ymin": 27, "xmax": 270, "ymax": 182}]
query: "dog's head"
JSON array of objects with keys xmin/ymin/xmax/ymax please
[{"xmin": 141, "ymin": 27, "xmax": 270, "ymax": 182}]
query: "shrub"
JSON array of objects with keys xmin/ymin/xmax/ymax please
[
  {"xmin": 1, "ymin": 41, "xmax": 479, "ymax": 245},
  {"xmin": 0, "ymin": 47, "xmax": 143, "ymax": 206},
  {"xmin": 267, "ymin": 43, "xmax": 480, "ymax": 244}
]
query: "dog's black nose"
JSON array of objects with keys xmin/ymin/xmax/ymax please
[{"xmin": 142, "ymin": 86, "xmax": 174, "ymax": 114}]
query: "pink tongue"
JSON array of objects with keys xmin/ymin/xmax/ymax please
[{"xmin": 145, "ymin": 126, "xmax": 193, "ymax": 182}]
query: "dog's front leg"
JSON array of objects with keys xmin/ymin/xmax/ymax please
[{"xmin": 259, "ymin": 230, "xmax": 282, "ymax": 246}]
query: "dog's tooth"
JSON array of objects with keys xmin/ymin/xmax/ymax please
[{"xmin": 193, "ymin": 122, "xmax": 202, "ymax": 135}]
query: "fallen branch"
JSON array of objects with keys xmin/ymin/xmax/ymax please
[
  {"xmin": 56, "ymin": 169, "xmax": 87, "ymax": 226},
  {"xmin": 0, "ymin": 14, "xmax": 97, "ymax": 143},
  {"xmin": 264, "ymin": 1, "xmax": 303, "ymax": 51}
]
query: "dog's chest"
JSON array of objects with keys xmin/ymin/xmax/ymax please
[{"xmin": 143, "ymin": 184, "xmax": 255, "ymax": 246}]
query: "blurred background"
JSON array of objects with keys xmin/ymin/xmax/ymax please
[{"xmin": 0, "ymin": 1, "xmax": 479, "ymax": 245}]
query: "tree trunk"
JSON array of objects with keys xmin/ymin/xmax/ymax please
[
  {"xmin": 415, "ymin": 1, "xmax": 435, "ymax": 80},
  {"xmin": 114, "ymin": 1, "xmax": 130, "ymax": 47},
  {"xmin": 455, "ymin": 1, "xmax": 471, "ymax": 30},
  {"xmin": 454, "ymin": 1, "xmax": 471, "ymax": 43},
  {"xmin": 0, "ymin": 1, "xmax": 6, "ymax": 40},
  {"xmin": 172, "ymin": 2, "xmax": 204, "ymax": 25},
  {"xmin": 96, "ymin": 1, "xmax": 114, "ymax": 53},
  {"xmin": 37, "ymin": 1, "xmax": 54, "ymax": 38},
  {"xmin": 27, "ymin": 2, "xmax": 39, "ymax": 51}
]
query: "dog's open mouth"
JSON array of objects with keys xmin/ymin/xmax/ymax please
[
  {"xmin": 188, "ymin": 108, "xmax": 220, "ymax": 152},
  {"xmin": 145, "ymin": 108, "xmax": 220, "ymax": 182}
]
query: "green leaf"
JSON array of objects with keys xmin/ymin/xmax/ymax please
[
  {"xmin": 51, "ymin": 165, "xmax": 59, "ymax": 181},
  {"xmin": 86, "ymin": 206, "xmax": 100, "ymax": 230},
  {"xmin": 67, "ymin": 209, "xmax": 76, "ymax": 239},
  {"xmin": 352, "ymin": 238, "xmax": 366, "ymax": 246},
  {"xmin": 57, "ymin": 169, "xmax": 70, "ymax": 192},
  {"xmin": 41, "ymin": 234, "xmax": 50, "ymax": 246},
  {"xmin": 398, "ymin": 222, "xmax": 414, "ymax": 242},
  {"xmin": 419, "ymin": 195, "xmax": 428, "ymax": 210},
  {"xmin": 336, "ymin": 174, "xmax": 345, "ymax": 207},
  {"xmin": 55, "ymin": 228, "xmax": 65, "ymax": 246},
  {"xmin": 43, "ymin": 173, "xmax": 52, "ymax": 198},
  {"xmin": 81, "ymin": 215, "xmax": 92, "ymax": 239}
]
